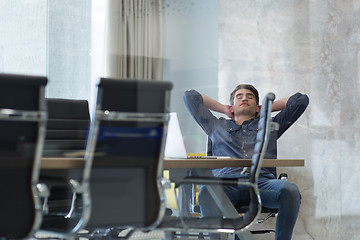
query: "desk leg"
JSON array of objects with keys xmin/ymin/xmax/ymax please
[
  {"xmin": 196, "ymin": 169, "xmax": 254, "ymax": 240},
  {"xmin": 178, "ymin": 184, "xmax": 191, "ymax": 218}
]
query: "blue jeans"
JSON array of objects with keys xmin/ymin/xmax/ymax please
[{"xmin": 198, "ymin": 173, "xmax": 301, "ymax": 240}]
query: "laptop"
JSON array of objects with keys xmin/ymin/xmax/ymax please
[{"xmin": 164, "ymin": 112, "xmax": 230, "ymax": 159}]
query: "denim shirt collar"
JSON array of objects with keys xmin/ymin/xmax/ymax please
[{"xmin": 227, "ymin": 118, "xmax": 259, "ymax": 132}]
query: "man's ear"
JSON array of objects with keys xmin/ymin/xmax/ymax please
[
  {"xmin": 255, "ymin": 105, "xmax": 261, "ymax": 118},
  {"xmin": 229, "ymin": 105, "xmax": 235, "ymax": 119}
]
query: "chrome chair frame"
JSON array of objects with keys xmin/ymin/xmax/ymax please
[
  {"xmin": 39, "ymin": 99, "xmax": 92, "ymax": 238},
  {"xmin": 79, "ymin": 78, "xmax": 173, "ymax": 238},
  {"xmin": 39, "ymin": 160, "xmax": 91, "ymax": 237},
  {"xmin": 85, "ymin": 110, "xmax": 170, "ymax": 233},
  {"xmin": 0, "ymin": 108, "xmax": 48, "ymax": 238},
  {"xmin": 0, "ymin": 75, "xmax": 48, "ymax": 239},
  {"xmin": 39, "ymin": 98, "xmax": 91, "ymax": 231}
]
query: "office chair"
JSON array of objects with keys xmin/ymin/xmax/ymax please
[
  {"xmin": 157, "ymin": 92, "xmax": 277, "ymax": 240},
  {"xmin": 0, "ymin": 73, "xmax": 48, "ymax": 239},
  {"xmin": 39, "ymin": 98, "xmax": 92, "ymax": 238},
  {"xmin": 181, "ymin": 115, "xmax": 288, "ymax": 238},
  {"xmin": 205, "ymin": 138, "xmax": 287, "ymax": 236},
  {"xmin": 78, "ymin": 78, "xmax": 173, "ymax": 239},
  {"xmin": 41, "ymin": 98, "xmax": 90, "ymax": 220},
  {"xmin": 183, "ymin": 120, "xmax": 287, "ymax": 238}
]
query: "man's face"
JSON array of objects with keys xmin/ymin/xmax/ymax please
[{"xmin": 232, "ymin": 89, "xmax": 259, "ymax": 117}]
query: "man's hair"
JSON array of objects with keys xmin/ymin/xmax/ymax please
[{"xmin": 229, "ymin": 84, "xmax": 259, "ymax": 105}]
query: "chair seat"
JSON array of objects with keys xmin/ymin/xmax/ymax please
[
  {"xmin": 192, "ymin": 204, "xmax": 277, "ymax": 215},
  {"xmin": 236, "ymin": 205, "xmax": 277, "ymax": 214},
  {"xmin": 41, "ymin": 215, "xmax": 81, "ymax": 233}
]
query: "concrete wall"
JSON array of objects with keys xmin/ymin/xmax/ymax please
[{"xmin": 218, "ymin": 1, "xmax": 360, "ymax": 239}]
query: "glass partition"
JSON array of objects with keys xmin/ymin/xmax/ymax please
[{"xmin": 1, "ymin": 1, "xmax": 360, "ymax": 239}]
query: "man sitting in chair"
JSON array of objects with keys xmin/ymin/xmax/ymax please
[{"xmin": 183, "ymin": 84, "xmax": 309, "ymax": 240}]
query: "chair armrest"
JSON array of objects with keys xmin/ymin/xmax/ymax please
[
  {"xmin": 36, "ymin": 183, "xmax": 50, "ymax": 213},
  {"xmin": 178, "ymin": 176, "xmax": 256, "ymax": 189},
  {"xmin": 161, "ymin": 177, "xmax": 172, "ymax": 189}
]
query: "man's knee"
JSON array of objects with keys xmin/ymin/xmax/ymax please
[{"xmin": 279, "ymin": 182, "xmax": 301, "ymax": 203}]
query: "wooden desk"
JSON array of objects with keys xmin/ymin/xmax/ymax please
[
  {"xmin": 41, "ymin": 157, "xmax": 84, "ymax": 169},
  {"xmin": 163, "ymin": 158, "xmax": 304, "ymax": 168},
  {"xmin": 41, "ymin": 157, "xmax": 304, "ymax": 169}
]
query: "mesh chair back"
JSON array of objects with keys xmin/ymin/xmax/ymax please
[
  {"xmin": 239, "ymin": 92, "xmax": 276, "ymax": 227},
  {"xmin": 0, "ymin": 73, "xmax": 47, "ymax": 238},
  {"xmin": 43, "ymin": 98, "xmax": 90, "ymax": 157},
  {"xmin": 84, "ymin": 78, "xmax": 173, "ymax": 231},
  {"xmin": 250, "ymin": 92, "xmax": 275, "ymax": 183}
]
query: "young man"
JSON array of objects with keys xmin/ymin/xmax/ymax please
[{"xmin": 183, "ymin": 84, "xmax": 309, "ymax": 240}]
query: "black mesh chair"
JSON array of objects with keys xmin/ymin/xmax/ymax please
[
  {"xmin": 78, "ymin": 78, "xmax": 173, "ymax": 238},
  {"xmin": 43, "ymin": 98, "xmax": 90, "ymax": 157},
  {"xmin": 39, "ymin": 98, "xmax": 91, "ymax": 238},
  {"xmin": 0, "ymin": 73, "xmax": 48, "ymax": 239},
  {"xmin": 157, "ymin": 93, "xmax": 277, "ymax": 240}
]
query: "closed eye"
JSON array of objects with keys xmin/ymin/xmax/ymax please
[{"xmin": 236, "ymin": 93, "xmax": 255, "ymax": 99}]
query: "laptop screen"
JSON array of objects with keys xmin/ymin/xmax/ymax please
[{"xmin": 164, "ymin": 112, "xmax": 188, "ymax": 158}]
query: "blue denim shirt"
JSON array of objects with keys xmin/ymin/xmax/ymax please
[{"xmin": 183, "ymin": 90, "xmax": 309, "ymax": 177}]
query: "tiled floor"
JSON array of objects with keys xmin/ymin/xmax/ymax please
[
  {"xmin": 37, "ymin": 228, "xmax": 274, "ymax": 240},
  {"xmin": 126, "ymin": 230, "xmax": 164, "ymax": 239},
  {"xmin": 36, "ymin": 214, "xmax": 277, "ymax": 240},
  {"xmin": 125, "ymin": 219, "xmax": 277, "ymax": 240}
]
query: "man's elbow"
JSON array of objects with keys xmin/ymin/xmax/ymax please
[
  {"xmin": 301, "ymin": 94, "xmax": 310, "ymax": 107},
  {"xmin": 183, "ymin": 90, "xmax": 192, "ymax": 104},
  {"xmin": 183, "ymin": 89, "xmax": 202, "ymax": 104},
  {"xmin": 298, "ymin": 93, "xmax": 310, "ymax": 112}
]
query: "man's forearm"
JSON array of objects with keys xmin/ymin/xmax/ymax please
[
  {"xmin": 201, "ymin": 94, "xmax": 227, "ymax": 114},
  {"xmin": 272, "ymin": 96, "xmax": 289, "ymax": 112}
]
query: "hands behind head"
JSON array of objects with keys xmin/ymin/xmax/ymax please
[{"xmin": 224, "ymin": 105, "xmax": 235, "ymax": 120}]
